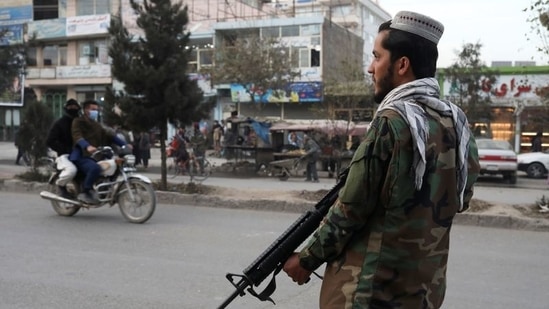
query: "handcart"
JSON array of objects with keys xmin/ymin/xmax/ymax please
[{"xmin": 268, "ymin": 157, "xmax": 304, "ymax": 181}]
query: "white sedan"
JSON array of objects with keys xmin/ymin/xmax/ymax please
[
  {"xmin": 517, "ymin": 151, "xmax": 549, "ymax": 178},
  {"xmin": 476, "ymin": 138, "xmax": 518, "ymax": 184}
]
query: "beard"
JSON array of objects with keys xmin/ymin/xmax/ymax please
[{"xmin": 373, "ymin": 63, "xmax": 395, "ymax": 103}]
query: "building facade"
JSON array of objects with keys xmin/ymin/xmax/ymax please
[{"xmin": 440, "ymin": 64, "xmax": 549, "ymax": 152}]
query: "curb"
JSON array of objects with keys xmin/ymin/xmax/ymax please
[{"xmin": 2, "ymin": 178, "xmax": 549, "ymax": 232}]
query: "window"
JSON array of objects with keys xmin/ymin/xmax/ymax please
[
  {"xmin": 33, "ymin": 0, "xmax": 58, "ymax": 20},
  {"xmin": 26, "ymin": 47, "xmax": 37, "ymax": 66},
  {"xmin": 281, "ymin": 25, "xmax": 299, "ymax": 37},
  {"xmin": 331, "ymin": 5, "xmax": 352, "ymax": 17},
  {"xmin": 199, "ymin": 49, "xmax": 213, "ymax": 66},
  {"xmin": 77, "ymin": 0, "xmax": 111, "ymax": 15},
  {"xmin": 299, "ymin": 49, "xmax": 310, "ymax": 67},
  {"xmin": 43, "ymin": 45, "xmax": 58, "ymax": 66},
  {"xmin": 301, "ymin": 24, "xmax": 320, "ymax": 36},
  {"xmin": 262, "ymin": 26, "xmax": 280, "ymax": 38},
  {"xmin": 78, "ymin": 40, "xmax": 109, "ymax": 65},
  {"xmin": 311, "ymin": 49, "xmax": 320, "ymax": 67},
  {"xmin": 42, "ymin": 44, "xmax": 67, "ymax": 66}
]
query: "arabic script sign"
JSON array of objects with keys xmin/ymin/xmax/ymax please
[{"xmin": 444, "ymin": 74, "xmax": 549, "ymax": 102}]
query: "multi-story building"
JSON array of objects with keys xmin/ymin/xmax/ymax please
[{"xmin": 0, "ymin": 0, "xmax": 116, "ymax": 141}]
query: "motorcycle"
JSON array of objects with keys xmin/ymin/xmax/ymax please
[{"xmin": 40, "ymin": 146, "xmax": 156, "ymax": 223}]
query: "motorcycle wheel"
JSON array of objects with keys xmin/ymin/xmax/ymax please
[
  {"xmin": 49, "ymin": 182, "xmax": 81, "ymax": 216},
  {"xmin": 117, "ymin": 179, "xmax": 156, "ymax": 224}
]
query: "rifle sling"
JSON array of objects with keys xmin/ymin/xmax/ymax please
[{"xmin": 246, "ymin": 264, "xmax": 283, "ymax": 304}]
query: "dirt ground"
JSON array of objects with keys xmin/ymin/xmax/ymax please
[{"xmin": 156, "ymin": 181, "xmax": 549, "ymax": 221}]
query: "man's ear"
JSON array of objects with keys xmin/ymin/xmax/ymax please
[
  {"xmin": 396, "ymin": 56, "xmax": 415, "ymax": 80},
  {"xmin": 397, "ymin": 56, "xmax": 411, "ymax": 75}
]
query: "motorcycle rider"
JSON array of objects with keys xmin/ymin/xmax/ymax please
[
  {"xmin": 46, "ymin": 99, "xmax": 81, "ymax": 199},
  {"xmin": 70, "ymin": 100, "xmax": 128, "ymax": 204}
]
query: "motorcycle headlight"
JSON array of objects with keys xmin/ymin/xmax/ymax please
[{"xmin": 125, "ymin": 155, "xmax": 136, "ymax": 165}]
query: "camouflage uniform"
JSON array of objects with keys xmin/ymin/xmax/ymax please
[{"xmin": 298, "ymin": 96, "xmax": 480, "ymax": 308}]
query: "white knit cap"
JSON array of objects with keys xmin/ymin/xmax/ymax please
[{"xmin": 390, "ymin": 11, "xmax": 444, "ymax": 44}]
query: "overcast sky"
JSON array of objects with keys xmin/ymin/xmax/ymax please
[{"xmin": 379, "ymin": 0, "xmax": 547, "ymax": 67}]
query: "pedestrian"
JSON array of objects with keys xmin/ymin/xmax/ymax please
[
  {"xmin": 302, "ymin": 134, "xmax": 320, "ymax": 182},
  {"xmin": 14, "ymin": 128, "xmax": 28, "ymax": 165},
  {"xmin": 531, "ymin": 131, "xmax": 543, "ymax": 152},
  {"xmin": 133, "ymin": 132, "xmax": 142, "ymax": 166},
  {"xmin": 139, "ymin": 131, "xmax": 151, "ymax": 168},
  {"xmin": 283, "ymin": 11, "xmax": 480, "ymax": 308},
  {"xmin": 212, "ymin": 120, "xmax": 224, "ymax": 157}
]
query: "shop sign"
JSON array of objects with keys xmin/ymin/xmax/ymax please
[
  {"xmin": 28, "ymin": 19, "xmax": 66, "ymax": 39},
  {"xmin": 230, "ymin": 81, "xmax": 322, "ymax": 103},
  {"xmin": 56, "ymin": 65, "xmax": 111, "ymax": 79},
  {"xmin": 66, "ymin": 14, "xmax": 110, "ymax": 37},
  {"xmin": 444, "ymin": 74, "xmax": 549, "ymax": 103},
  {"xmin": 0, "ymin": 5, "xmax": 32, "ymax": 25}
]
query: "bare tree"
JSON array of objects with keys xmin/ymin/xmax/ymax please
[
  {"xmin": 443, "ymin": 42, "xmax": 499, "ymax": 127},
  {"xmin": 525, "ymin": 0, "xmax": 549, "ymax": 58},
  {"xmin": 210, "ymin": 33, "xmax": 300, "ymax": 104}
]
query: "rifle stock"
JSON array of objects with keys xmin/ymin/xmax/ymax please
[{"xmin": 218, "ymin": 169, "xmax": 348, "ymax": 308}]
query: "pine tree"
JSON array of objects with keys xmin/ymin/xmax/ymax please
[
  {"xmin": 17, "ymin": 98, "xmax": 53, "ymax": 175},
  {"xmin": 106, "ymin": 0, "xmax": 213, "ymax": 189}
]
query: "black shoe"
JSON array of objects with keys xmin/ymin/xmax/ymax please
[
  {"xmin": 58, "ymin": 186, "xmax": 72, "ymax": 199},
  {"xmin": 77, "ymin": 190, "xmax": 100, "ymax": 204}
]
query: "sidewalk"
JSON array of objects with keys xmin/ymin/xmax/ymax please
[{"xmin": 1, "ymin": 142, "xmax": 549, "ymax": 207}]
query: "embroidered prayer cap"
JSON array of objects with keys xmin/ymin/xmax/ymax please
[{"xmin": 390, "ymin": 11, "xmax": 444, "ymax": 44}]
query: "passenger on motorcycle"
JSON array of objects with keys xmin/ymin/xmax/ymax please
[
  {"xmin": 70, "ymin": 100, "xmax": 129, "ymax": 204},
  {"xmin": 46, "ymin": 98, "xmax": 81, "ymax": 199}
]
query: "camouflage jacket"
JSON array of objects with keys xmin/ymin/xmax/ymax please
[{"xmin": 299, "ymin": 106, "xmax": 480, "ymax": 308}]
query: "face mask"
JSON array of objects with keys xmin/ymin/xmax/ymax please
[
  {"xmin": 65, "ymin": 108, "xmax": 79, "ymax": 117},
  {"xmin": 89, "ymin": 110, "xmax": 99, "ymax": 121}
]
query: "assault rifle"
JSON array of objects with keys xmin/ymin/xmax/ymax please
[{"xmin": 218, "ymin": 169, "xmax": 349, "ymax": 308}]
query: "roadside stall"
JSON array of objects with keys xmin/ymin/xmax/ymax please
[
  {"xmin": 222, "ymin": 116, "xmax": 275, "ymax": 173},
  {"xmin": 268, "ymin": 120, "xmax": 370, "ymax": 179}
]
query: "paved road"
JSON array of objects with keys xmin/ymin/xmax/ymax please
[
  {"xmin": 1, "ymin": 192, "xmax": 548, "ymax": 309},
  {"xmin": 1, "ymin": 142, "xmax": 548, "ymax": 207}
]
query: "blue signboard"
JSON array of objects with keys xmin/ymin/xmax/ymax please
[
  {"xmin": 0, "ymin": 5, "xmax": 33, "ymax": 25},
  {"xmin": 230, "ymin": 81, "xmax": 323, "ymax": 103},
  {"xmin": 0, "ymin": 24, "xmax": 23, "ymax": 45}
]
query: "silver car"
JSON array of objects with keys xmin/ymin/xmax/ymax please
[{"xmin": 476, "ymin": 138, "xmax": 518, "ymax": 184}]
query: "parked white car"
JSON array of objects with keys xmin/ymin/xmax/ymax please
[
  {"xmin": 517, "ymin": 151, "xmax": 549, "ymax": 178},
  {"xmin": 476, "ymin": 138, "xmax": 517, "ymax": 184}
]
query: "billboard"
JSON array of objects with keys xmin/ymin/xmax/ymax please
[
  {"xmin": 0, "ymin": 74, "xmax": 24, "ymax": 107},
  {"xmin": 230, "ymin": 81, "xmax": 323, "ymax": 103},
  {"xmin": 0, "ymin": 24, "xmax": 23, "ymax": 45}
]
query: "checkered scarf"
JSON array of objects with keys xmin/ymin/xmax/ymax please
[{"xmin": 374, "ymin": 77, "xmax": 471, "ymax": 210}]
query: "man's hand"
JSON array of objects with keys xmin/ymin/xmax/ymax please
[
  {"xmin": 86, "ymin": 145, "xmax": 97, "ymax": 154},
  {"xmin": 282, "ymin": 253, "xmax": 312, "ymax": 285}
]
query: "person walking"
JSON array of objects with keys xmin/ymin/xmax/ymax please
[
  {"xmin": 302, "ymin": 134, "xmax": 320, "ymax": 182},
  {"xmin": 139, "ymin": 131, "xmax": 151, "ymax": 169},
  {"xmin": 531, "ymin": 131, "xmax": 543, "ymax": 152},
  {"xmin": 283, "ymin": 11, "xmax": 480, "ymax": 308},
  {"xmin": 14, "ymin": 128, "xmax": 27, "ymax": 165}
]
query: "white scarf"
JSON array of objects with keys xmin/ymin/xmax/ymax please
[{"xmin": 374, "ymin": 77, "xmax": 471, "ymax": 211}]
